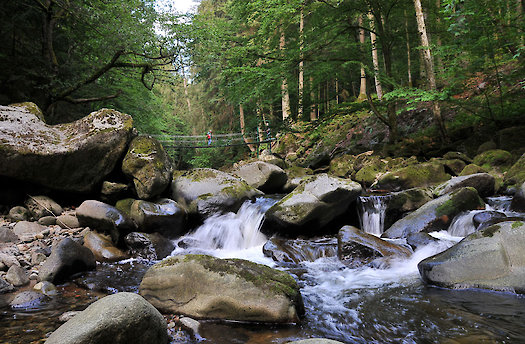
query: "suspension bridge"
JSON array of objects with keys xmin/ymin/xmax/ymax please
[{"xmin": 151, "ymin": 132, "xmax": 277, "ymax": 157}]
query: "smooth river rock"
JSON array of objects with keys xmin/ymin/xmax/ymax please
[
  {"xmin": 382, "ymin": 187, "xmax": 485, "ymax": 239},
  {"xmin": 128, "ymin": 198, "xmax": 186, "ymax": 238},
  {"xmin": 45, "ymin": 292, "xmax": 168, "ymax": 344},
  {"xmin": 171, "ymin": 168, "xmax": 262, "ymax": 218},
  {"xmin": 139, "ymin": 254, "xmax": 304, "ymax": 323},
  {"xmin": 0, "ymin": 106, "xmax": 134, "ymax": 193},
  {"xmin": 264, "ymin": 174, "xmax": 362, "ymax": 236},
  {"xmin": 24, "ymin": 195, "xmax": 64, "ymax": 219},
  {"xmin": 39, "ymin": 238, "xmax": 96, "ymax": 283},
  {"xmin": 83, "ymin": 231, "xmax": 128, "ymax": 262},
  {"xmin": 418, "ymin": 220, "xmax": 525, "ymax": 293},
  {"xmin": 433, "ymin": 173, "xmax": 495, "ymax": 197}
]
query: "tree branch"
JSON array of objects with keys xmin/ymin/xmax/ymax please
[{"xmin": 62, "ymin": 90, "xmax": 123, "ymax": 104}]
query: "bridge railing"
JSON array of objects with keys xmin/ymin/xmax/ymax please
[{"xmin": 150, "ymin": 132, "xmax": 275, "ymax": 149}]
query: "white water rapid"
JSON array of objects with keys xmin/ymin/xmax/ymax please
[{"xmin": 358, "ymin": 195, "xmax": 389, "ymax": 236}]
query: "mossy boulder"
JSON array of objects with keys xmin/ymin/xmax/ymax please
[
  {"xmin": 382, "ymin": 187, "xmax": 485, "ymax": 239},
  {"xmin": 128, "ymin": 198, "xmax": 186, "ymax": 238},
  {"xmin": 329, "ymin": 154, "xmax": 356, "ymax": 178},
  {"xmin": 504, "ymin": 153, "xmax": 525, "ymax": 187},
  {"xmin": 259, "ymin": 150, "xmax": 287, "ymax": 169},
  {"xmin": 473, "ymin": 149, "xmax": 513, "ymax": 171},
  {"xmin": 0, "ymin": 106, "xmax": 134, "ymax": 193},
  {"xmin": 171, "ymin": 168, "xmax": 262, "ymax": 218},
  {"xmin": 375, "ymin": 162, "xmax": 451, "ymax": 191},
  {"xmin": 263, "ymin": 174, "xmax": 362, "ymax": 236},
  {"xmin": 139, "ymin": 254, "xmax": 304, "ymax": 323},
  {"xmin": 354, "ymin": 157, "xmax": 387, "ymax": 187},
  {"xmin": 9, "ymin": 102, "xmax": 45, "ymax": 121},
  {"xmin": 418, "ymin": 220, "xmax": 525, "ymax": 293},
  {"xmin": 232, "ymin": 161, "xmax": 288, "ymax": 193},
  {"xmin": 459, "ymin": 164, "xmax": 486, "ymax": 176},
  {"xmin": 443, "ymin": 159, "xmax": 467, "ymax": 176},
  {"xmin": 443, "ymin": 151, "xmax": 473, "ymax": 164},
  {"xmin": 283, "ymin": 166, "xmax": 313, "ymax": 193},
  {"xmin": 433, "ymin": 173, "xmax": 496, "ymax": 198},
  {"xmin": 510, "ymin": 182, "xmax": 525, "ymax": 212},
  {"xmin": 122, "ymin": 135, "xmax": 172, "ymax": 200}
]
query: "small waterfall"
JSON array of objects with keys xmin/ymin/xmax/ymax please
[
  {"xmin": 447, "ymin": 211, "xmax": 480, "ymax": 237},
  {"xmin": 358, "ymin": 195, "xmax": 389, "ymax": 236},
  {"xmin": 173, "ymin": 198, "xmax": 277, "ymax": 254}
]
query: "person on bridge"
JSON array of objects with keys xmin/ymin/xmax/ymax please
[{"xmin": 206, "ymin": 129, "xmax": 213, "ymax": 146}]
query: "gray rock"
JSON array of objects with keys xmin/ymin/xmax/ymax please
[
  {"xmin": 171, "ymin": 168, "xmax": 262, "ymax": 218},
  {"xmin": 264, "ymin": 174, "xmax": 362, "ymax": 235},
  {"xmin": 34, "ymin": 281, "xmax": 58, "ymax": 296},
  {"xmin": 179, "ymin": 317, "xmax": 201, "ymax": 337},
  {"xmin": 259, "ymin": 151, "xmax": 287, "ymax": 169},
  {"xmin": 76, "ymin": 200, "xmax": 135, "ymax": 245},
  {"xmin": 0, "ymin": 277, "xmax": 15, "ymax": 294},
  {"xmin": 0, "ymin": 252, "xmax": 20, "ymax": 269},
  {"xmin": 25, "ymin": 195, "xmax": 64, "ymax": 219},
  {"xmin": 31, "ymin": 252, "xmax": 47, "ymax": 265},
  {"xmin": 45, "ymin": 292, "xmax": 168, "ymax": 344},
  {"xmin": 0, "ymin": 226, "xmax": 19, "ymax": 243},
  {"xmin": 406, "ymin": 232, "xmax": 439, "ymax": 250},
  {"xmin": 83, "ymin": 231, "xmax": 128, "ymax": 263},
  {"xmin": 38, "ymin": 216, "xmax": 56, "ymax": 226},
  {"xmin": 0, "ymin": 106, "xmax": 134, "ymax": 193},
  {"xmin": 57, "ymin": 214, "xmax": 80, "ymax": 229},
  {"xmin": 263, "ymin": 237, "xmax": 337, "ymax": 264},
  {"xmin": 122, "ymin": 135, "xmax": 172, "ymax": 200},
  {"xmin": 58, "ymin": 311, "xmax": 82, "ymax": 323},
  {"xmin": 125, "ymin": 232, "xmax": 175, "ymax": 260},
  {"xmin": 6, "ymin": 264, "xmax": 29, "ymax": 286},
  {"xmin": 418, "ymin": 220, "xmax": 525, "ymax": 293},
  {"xmin": 510, "ymin": 182, "xmax": 525, "ymax": 212},
  {"xmin": 128, "ymin": 198, "xmax": 186, "ymax": 238},
  {"xmin": 233, "ymin": 161, "xmax": 288, "ymax": 193},
  {"xmin": 10, "ymin": 290, "xmax": 49, "ymax": 310},
  {"xmin": 13, "ymin": 221, "xmax": 45, "ymax": 241},
  {"xmin": 382, "ymin": 187, "xmax": 485, "ymax": 239},
  {"xmin": 375, "ymin": 162, "xmax": 451, "ymax": 191},
  {"xmin": 39, "ymin": 238, "xmax": 96, "ymax": 283},
  {"xmin": 443, "ymin": 152, "xmax": 473, "ymax": 164},
  {"xmin": 8, "ymin": 206, "xmax": 30, "ymax": 221},
  {"xmin": 139, "ymin": 254, "xmax": 304, "ymax": 323},
  {"xmin": 472, "ymin": 211, "xmax": 507, "ymax": 229},
  {"xmin": 337, "ymin": 226, "xmax": 411, "ymax": 268},
  {"xmin": 434, "ymin": 173, "xmax": 495, "ymax": 197}
]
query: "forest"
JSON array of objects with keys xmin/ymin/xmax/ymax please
[{"xmin": 1, "ymin": 0, "xmax": 523, "ymax": 167}]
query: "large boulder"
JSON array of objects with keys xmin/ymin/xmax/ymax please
[
  {"xmin": 472, "ymin": 149, "xmax": 513, "ymax": 171},
  {"xmin": 139, "ymin": 254, "xmax": 304, "ymax": 323},
  {"xmin": 171, "ymin": 168, "xmax": 262, "ymax": 218},
  {"xmin": 125, "ymin": 199, "xmax": 186, "ymax": 238},
  {"xmin": 122, "ymin": 135, "xmax": 172, "ymax": 200},
  {"xmin": 382, "ymin": 187, "xmax": 485, "ymax": 239},
  {"xmin": 510, "ymin": 182, "xmax": 525, "ymax": 212},
  {"xmin": 263, "ymin": 174, "xmax": 362, "ymax": 235},
  {"xmin": 39, "ymin": 238, "xmax": 96, "ymax": 283},
  {"xmin": 76, "ymin": 200, "xmax": 135, "ymax": 245},
  {"xmin": 337, "ymin": 226, "xmax": 411, "ymax": 268},
  {"xmin": 45, "ymin": 292, "xmax": 168, "ymax": 344},
  {"xmin": 375, "ymin": 162, "xmax": 451, "ymax": 191},
  {"xmin": 233, "ymin": 161, "xmax": 288, "ymax": 193},
  {"xmin": 433, "ymin": 173, "xmax": 495, "ymax": 197},
  {"xmin": 418, "ymin": 220, "xmax": 525, "ymax": 293},
  {"xmin": 0, "ymin": 106, "xmax": 134, "ymax": 193}
]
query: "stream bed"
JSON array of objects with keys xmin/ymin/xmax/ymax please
[{"xmin": 2, "ymin": 197, "xmax": 525, "ymax": 343}]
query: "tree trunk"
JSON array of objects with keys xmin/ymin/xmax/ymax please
[
  {"xmin": 434, "ymin": 0, "xmax": 444, "ymax": 72},
  {"xmin": 183, "ymin": 77, "xmax": 192, "ymax": 115},
  {"xmin": 240, "ymin": 104, "xmax": 256, "ymax": 152},
  {"xmin": 280, "ymin": 30, "xmax": 291, "ymax": 121},
  {"xmin": 368, "ymin": 13, "xmax": 383, "ymax": 100},
  {"xmin": 404, "ymin": 10, "xmax": 413, "ymax": 87},
  {"xmin": 414, "ymin": 0, "xmax": 447, "ymax": 141},
  {"xmin": 310, "ymin": 76, "xmax": 317, "ymax": 121},
  {"xmin": 298, "ymin": 3, "xmax": 305, "ymax": 118},
  {"xmin": 357, "ymin": 15, "xmax": 367, "ymax": 101}
]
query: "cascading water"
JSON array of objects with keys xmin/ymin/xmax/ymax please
[{"xmin": 358, "ymin": 195, "xmax": 390, "ymax": 236}]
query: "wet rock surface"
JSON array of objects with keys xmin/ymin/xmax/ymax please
[{"xmin": 233, "ymin": 161, "xmax": 288, "ymax": 193}]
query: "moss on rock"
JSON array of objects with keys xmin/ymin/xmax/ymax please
[{"xmin": 473, "ymin": 149, "xmax": 513, "ymax": 171}]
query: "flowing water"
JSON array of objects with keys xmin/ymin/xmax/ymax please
[
  {"xmin": 3, "ymin": 196, "xmax": 525, "ymax": 343},
  {"xmin": 358, "ymin": 195, "xmax": 389, "ymax": 236}
]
